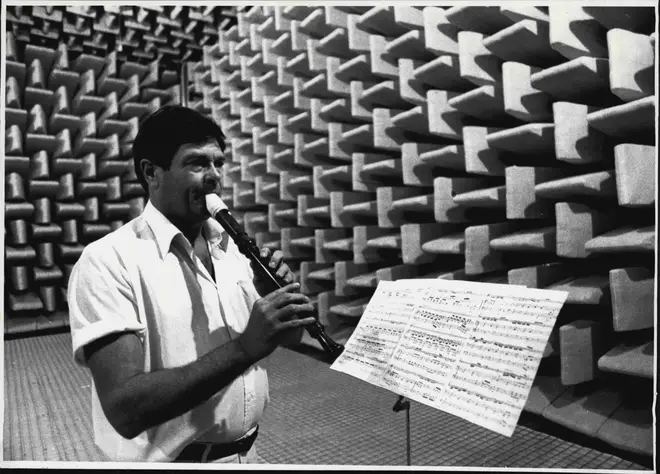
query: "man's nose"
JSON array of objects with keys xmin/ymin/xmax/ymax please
[{"xmin": 203, "ymin": 167, "xmax": 222, "ymax": 190}]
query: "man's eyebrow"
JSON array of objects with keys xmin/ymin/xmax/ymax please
[
  {"xmin": 183, "ymin": 152, "xmax": 206, "ymax": 160},
  {"xmin": 182, "ymin": 153, "xmax": 225, "ymax": 162}
]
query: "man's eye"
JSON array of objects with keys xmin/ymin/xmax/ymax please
[{"xmin": 188, "ymin": 159, "xmax": 223, "ymax": 170}]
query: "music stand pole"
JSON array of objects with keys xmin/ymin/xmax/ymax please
[{"xmin": 393, "ymin": 395, "xmax": 411, "ymax": 466}]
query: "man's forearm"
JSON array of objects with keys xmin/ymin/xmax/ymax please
[{"xmin": 108, "ymin": 338, "xmax": 256, "ymax": 439}]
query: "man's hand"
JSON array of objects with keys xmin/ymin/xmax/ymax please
[
  {"xmin": 238, "ymin": 283, "xmax": 316, "ymax": 361},
  {"xmin": 251, "ymin": 248, "xmax": 294, "ymax": 297}
]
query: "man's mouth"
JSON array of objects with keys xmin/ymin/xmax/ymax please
[
  {"xmin": 194, "ymin": 190, "xmax": 220, "ymax": 212},
  {"xmin": 195, "ymin": 189, "xmax": 218, "ymax": 199}
]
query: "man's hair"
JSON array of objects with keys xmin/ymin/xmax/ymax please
[{"xmin": 132, "ymin": 105, "xmax": 227, "ymax": 192}]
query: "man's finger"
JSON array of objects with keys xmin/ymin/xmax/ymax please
[
  {"xmin": 262, "ymin": 282, "xmax": 299, "ymax": 301},
  {"xmin": 280, "ymin": 317, "xmax": 318, "ymax": 329},
  {"xmin": 275, "ymin": 301, "xmax": 314, "ymax": 320},
  {"xmin": 268, "ymin": 250, "xmax": 283, "ymax": 269},
  {"xmin": 275, "ymin": 264, "xmax": 292, "ymax": 281},
  {"xmin": 272, "ymin": 293, "xmax": 311, "ymax": 311}
]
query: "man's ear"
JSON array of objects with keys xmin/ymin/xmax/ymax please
[{"xmin": 140, "ymin": 159, "xmax": 158, "ymax": 189}]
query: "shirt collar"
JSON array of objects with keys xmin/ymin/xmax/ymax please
[{"xmin": 142, "ymin": 200, "xmax": 229, "ymax": 260}]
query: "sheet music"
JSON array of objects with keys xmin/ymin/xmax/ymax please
[
  {"xmin": 330, "ymin": 281, "xmax": 422, "ymax": 386},
  {"xmin": 331, "ymin": 279, "xmax": 568, "ymax": 437}
]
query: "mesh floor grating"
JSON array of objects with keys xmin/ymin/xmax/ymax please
[{"xmin": 2, "ymin": 331, "xmax": 650, "ymax": 468}]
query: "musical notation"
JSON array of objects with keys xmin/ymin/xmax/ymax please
[{"xmin": 331, "ymin": 279, "xmax": 567, "ymax": 438}]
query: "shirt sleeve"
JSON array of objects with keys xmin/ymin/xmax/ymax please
[{"xmin": 67, "ymin": 242, "xmax": 146, "ymax": 367}]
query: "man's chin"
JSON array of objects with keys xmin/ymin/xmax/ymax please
[
  {"xmin": 183, "ymin": 197, "xmax": 209, "ymax": 221},
  {"xmin": 197, "ymin": 199, "xmax": 212, "ymax": 217}
]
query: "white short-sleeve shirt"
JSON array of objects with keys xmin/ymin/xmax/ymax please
[{"xmin": 67, "ymin": 201, "xmax": 269, "ymax": 462}]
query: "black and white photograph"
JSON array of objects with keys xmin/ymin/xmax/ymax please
[{"xmin": 1, "ymin": 2, "xmax": 657, "ymax": 469}]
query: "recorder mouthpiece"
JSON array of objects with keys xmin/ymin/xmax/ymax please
[{"xmin": 205, "ymin": 193, "xmax": 228, "ymax": 217}]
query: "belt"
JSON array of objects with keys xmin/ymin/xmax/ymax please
[{"xmin": 174, "ymin": 426, "xmax": 259, "ymax": 463}]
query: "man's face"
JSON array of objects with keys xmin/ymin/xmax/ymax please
[{"xmin": 152, "ymin": 140, "xmax": 225, "ymax": 224}]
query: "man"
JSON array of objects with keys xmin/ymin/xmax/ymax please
[{"xmin": 68, "ymin": 105, "xmax": 316, "ymax": 463}]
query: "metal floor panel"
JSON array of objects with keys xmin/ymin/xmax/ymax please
[{"xmin": 2, "ymin": 332, "xmax": 649, "ymax": 468}]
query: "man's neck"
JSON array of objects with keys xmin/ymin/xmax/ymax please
[{"xmin": 182, "ymin": 223, "xmax": 204, "ymax": 246}]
